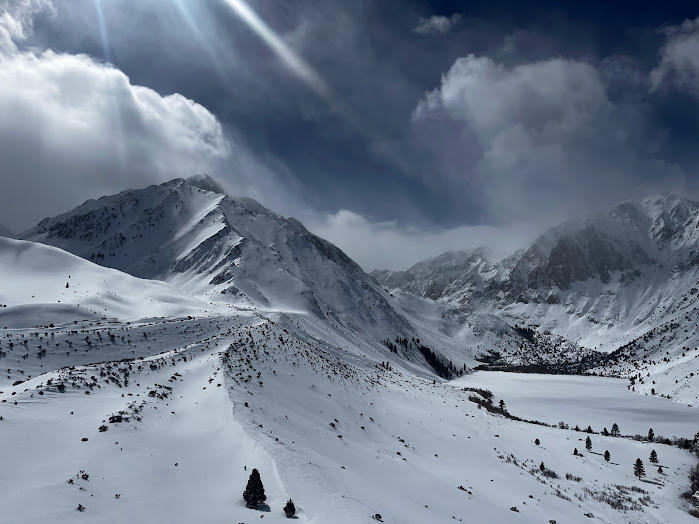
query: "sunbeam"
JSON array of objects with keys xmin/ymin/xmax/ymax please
[
  {"xmin": 221, "ymin": 0, "xmax": 332, "ymax": 100},
  {"xmin": 170, "ymin": 0, "xmax": 231, "ymax": 77},
  {"xmin": 93, "ymin": 0, "xmax": 111, "ymax": 64}
]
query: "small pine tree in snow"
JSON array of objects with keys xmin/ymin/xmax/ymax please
[
  {"xmin": 633, "ymin": 458, "xmax": 645, "ymax": 480},
  {"xmin": 604, "ymin": 450, "xmax": 610, "ymax": 462},
  {"xmin": 498, "ymin": 399, "xmax": 506, "ymax": 412},
  {"xmin": 539, "ymin": 461, "xmax": 545, "ymax": 472},
  {"xmin": 649, "ymin": 449, "xmax": 658, "ymax": 463},
  {"xmin": 243, "ymin": 468, "xmax": 267, "ymax": 508},
  {"xmin": 585, "ymin": 436, "xmax": 592, "ymax": 451},
  {"xmin": 534, "ymin": 438, "xmax": 540, "ymax": 446},
  {"xmin": 611, "ymin": 423, "xmax": 620, "ymax": 437},
  {"xmin": 648, "ymin": 428, "xmax": 654, "ymax": 442},
  {"xmin": 284, "ymin": 498, "xmax": 296, "ymax": 518},
  {"xmin": 573, "ymin": 448, "xmax": 578, "ymax": 456}
]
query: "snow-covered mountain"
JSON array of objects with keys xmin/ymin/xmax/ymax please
[
  {"xmin": 374, "ymin": 196, "xmax": 699, "ymax": 345},
  {"xmin": 4, "ymin": 189, "xmax": 699, "ymax": 523},
  {"xmin": 373, "ymin": 196, "xmax": 699, "ymax": 400},
  {"xmin": 21, "ymin": 175, "xmax": 412, "ymax": 341}
]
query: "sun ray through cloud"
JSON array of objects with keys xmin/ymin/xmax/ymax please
[
  {"xmin": 220, "ymin": 0, "xmax": 332, "ymax": 101},
  {"xmin": 92, "ymin": 0, "xmax": 112, "ymax": 64}
]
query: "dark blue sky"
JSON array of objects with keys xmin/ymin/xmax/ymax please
[{"xmin": 3, "ymin": 0, "xmax": 699, "ymax": 267}]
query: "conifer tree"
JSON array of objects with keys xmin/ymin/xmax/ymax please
[
  {"xmin": 648, "ymin": 428, "xmax": 654, "ymax": 442},
  {"xmin": 649, "ymin": 449, "xmax": 658, "ymax": 464},
  {"xmin": 604, "ymin": 450, "xmax": 610, "ymax": 462},
  {"xmin": 243, "ymin": 468, "xmax": 267, "ymax": 508},
  {"xmin": 611, "ymin": 423, "xmax": 620, "ymax": 437},
  {"xmin": 585, "ymin": 436, "xmax": 592, "ymax": 451},
  {"xmin": 633, "ymin": 458, "xmax": 645, "ymax": 480},
  {"xmin": 284, "ymin": 499, "xmax": 296, "ymax": 518}
]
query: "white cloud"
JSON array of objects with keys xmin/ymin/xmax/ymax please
[
  {"xmin": 410, "ymin": 54, "xmax": 682, "ymax": 223},
  {"xmin": 414, "ymin": 55, "xmax": 609, "ymax": 136},
  {"xmin": 0, "ymin": 0, "xmax": 303, "ymax": 235},
  {"xmin": 305, "ymin": 209, "xmax": 538, "ymax": 271},
  {"xmin": 0, "ymin": 48, "xmax": 232, "ymax": 230},
  {"xmin": 650, "ymin": 17, "xmax": 699, "ymax": 96},
  {"xmin": 0, "ymin": 0, "xmax": 54, "ymax": 53},
  {"xmin": 415, "ymin": 13, "xmax": 462, "ymax": 35}
]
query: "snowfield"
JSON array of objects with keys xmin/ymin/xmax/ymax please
[
  {"xmin": 454, "ymin": 372, "xmax": 698, "ymax": 442},
  {"xmin": 2, "ymin": 312, "xmax": 698, "ymax": 523},
  {"xmin": 2, "ymin": 183, "xmax": 699, "ymax": 523},
  {"xmin": 0, "ymin": 236, "xmax": 219, "ymax": 328}
]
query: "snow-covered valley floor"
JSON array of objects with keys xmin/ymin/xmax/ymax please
[
  {"xmin": 456, "ymin": 372, "xmax": 699, "ymax": 439},
  {"xmin": 2, "ymin": 312, "xmax": 698, "ymax": 523}
]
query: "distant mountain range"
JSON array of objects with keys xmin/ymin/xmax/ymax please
[
  {"xmin": 373, "ymin": 196, "xmax": 699, "ymax": 347},
  {"xmin": 15, "ymin": 179, "xmax": 699, "ymax": 400}
]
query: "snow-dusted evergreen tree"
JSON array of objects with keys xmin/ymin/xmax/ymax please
[
  {"xmin": 284, "ymin": 499, "xmax": 296, "ymax": 518},
  {"xmin": 243, "ymin": 468, "xmax": 266, "ymax": 508},
  {"xmin": 649, "ymin": 449, "xmax": 658, "ymax": 464},
  {"xmin": 633, "ymin": 458, "xmax": 645, "ymax": 480}
]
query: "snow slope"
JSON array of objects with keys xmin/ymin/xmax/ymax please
[
  {"xmin": 0, "ymin": 236, "xmax": 217, "ymax": 328},
  {"xmin": 1, "ymin": 313, "xmax": 697, "ymax": 523}
]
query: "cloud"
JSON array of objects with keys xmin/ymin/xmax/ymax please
[
  {"xmin": 0, "ymin": 0, "xmax": 305, "ymax": 233},
  {"xmin": 411, "ymin": 54, "xmax": 684, "ymax": 224},
  {"xmin": 415, "ymin": 13, "xmax": 462, "ymax": 35},
  {"xmin": 0, "ymin": 0, "xmax": 53, "ymax": 53},
  {"xmin": 305, "ymin": 209, "xmax": 538, "ymax": 271},
  {"xmin": 0, "ymin": 48, "xmax": 232, "ymax": 230},
  {"xmin": 650, "ymin": 17, "xmax": 699, "ymax": 96}
]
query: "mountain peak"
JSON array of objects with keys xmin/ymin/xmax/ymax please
[{"xmin": 186, "ymin": 174, "xmax": 225, "ymax": 195}]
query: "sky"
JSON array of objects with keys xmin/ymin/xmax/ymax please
[{"xmin": 1, "ymin": 0, "xmax": 699, "ymax": 270}]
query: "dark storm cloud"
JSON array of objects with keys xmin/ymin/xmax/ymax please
[{"xmin": 2, "ymin": 0, "xmax": 699, "ymax": 270}]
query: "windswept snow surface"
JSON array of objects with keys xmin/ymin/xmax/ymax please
[
  {"xmin": 0, "ymin": 237, "xmax": 219, "ymax": 328},
  {"xmin": 2, "ymin": 311, "xmax": 697, "ymax": 523}
]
